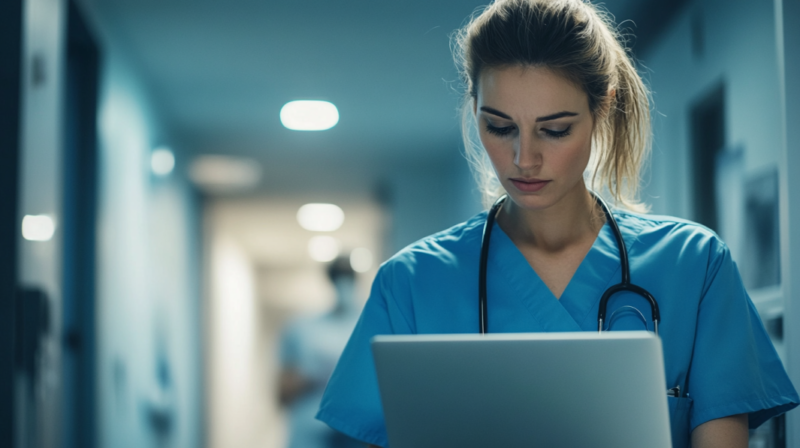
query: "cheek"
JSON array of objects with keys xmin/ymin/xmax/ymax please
[
  {"xmin": 551, "ymin": 135, "xmax": 592, "ymax": 174},
  {"xmin": 479, "ymin": 134, "xmax": 512, "ymax": 166}
]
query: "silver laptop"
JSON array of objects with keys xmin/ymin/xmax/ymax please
[{"xmin": 372, "ymin": 331, "xmax": 671, "ymax": 448}]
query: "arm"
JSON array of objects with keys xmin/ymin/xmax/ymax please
[
  {"xmin": 690, "ymin": 414, "xmax": 748, "ymax": 448},
  {"xmin": 318, "ymin": 264, "xmax": 415, "ymax": 446}
]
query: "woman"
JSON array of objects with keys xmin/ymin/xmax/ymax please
[{"xmin": 316, "ymin": 0, "xmax": 799, "ymax": 446}]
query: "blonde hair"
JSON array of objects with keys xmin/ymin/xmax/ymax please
[{"xmin": 452, "ymin": 0, "xmax": 651, "ymax": 211}]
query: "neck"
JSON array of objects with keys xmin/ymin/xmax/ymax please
[{"xmin": 497, "ymin": 185, "xmax": 604, "ymax": 253}]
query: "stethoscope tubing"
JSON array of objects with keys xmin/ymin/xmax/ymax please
[{"xmin": 478, "ymin": 192, "xmax": 660, "ymax": 335}]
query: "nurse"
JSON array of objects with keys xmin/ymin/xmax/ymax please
[{"xmin": 317, "ymin": 0, "xmax": 799, "ymax": 446}]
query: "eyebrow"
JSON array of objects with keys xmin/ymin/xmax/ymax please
[{"xmin": 480, "ymin": 107, "xmax": 579, "ymax": 122}]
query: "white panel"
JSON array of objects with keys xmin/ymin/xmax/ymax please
[{"xmin": 17, "ymin": 0, "xmax": 66, "ymax": 446}]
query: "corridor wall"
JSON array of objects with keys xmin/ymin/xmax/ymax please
[
  {"xmin": 16, "ymin": 0, "xmax": 68, "ymax": 446},
  {"xmin": 14, "ymin": 0, "xmax": 205, "ymax": 446},
  {"xmin": 71, "ymin": 1, "xmax": 206, "ymax": 446},
  {"xmin": 640, "ymin": 0, "xmax": 783, "ymax": 218},
  {"xmin": 91, "ymin": 36, "xmax": 204, "ymax": 448}
]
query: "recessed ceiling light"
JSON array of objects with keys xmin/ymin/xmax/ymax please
[
  {"xmin": 280, "ymin": 100, "xmax": 339, "ymax": 131},
  {"xmin": 308, "ymin": 235, "xmax": 340, "ymax": 262},
  {"xmin": 297, "ymin": 203, "xmax": 344, "ymax": 231},
  {"xmin": 151, "ymin": 147, "xmax": 175, "ymax": 176},
  {"xmin": 350, "ymin": 248, "xmax": 373, "ymax": 273},
  {"xmin": 22, "ymin": 215, "xmax": 56, "ymax": 241}
]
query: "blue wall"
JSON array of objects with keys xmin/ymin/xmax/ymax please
[
  {"xmin": 640, "ymin": 0, "xmax": 783, "ymax": 219},
  {"xmin": 87, "ymin": 12, "xmax": 204, "ymax": 448},
  {"xmin": 387, "ymin": 152, "xmax": 482, "ymax": 255}
]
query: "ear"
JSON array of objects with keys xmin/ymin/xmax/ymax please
[
  {"xmin": 607, "ymin": 89, "xmax": 617, "ymax": 109},
  {"xmin": 596, "ymin": 89, "xmax": 617, "ymax": 120}
]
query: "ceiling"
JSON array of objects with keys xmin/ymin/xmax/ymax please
[{"xmin": 79, "ymin": 0, "xmax": 687, "ymax": 194}]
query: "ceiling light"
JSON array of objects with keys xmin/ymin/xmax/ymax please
[
  {"xmin": 280, "ymin": 100, "xmax": 339, "ymax": 131},
  {"xmin": 22, "ymin": 215, "xmax": 55, "ymax": 241},
  {"xmin": 350, "ymin": 248, "xmax": 373, "ymax": 273},
  {"xmin": 308, "ymin": 236, "xmax": 340, "ymax": 262},
  {"xmin": 297, "ymin": 203, "xmax": 344, "ymax": 232},
  {"xmin": 151, "ymin": 147, "xmax": 175, "ymax": 176},
  {"xmin": 189, "ymin": 155, "xmax": 261, "ymax": 192}
]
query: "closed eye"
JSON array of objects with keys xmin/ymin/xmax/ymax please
[
  {"xmin": 542, "ymin": 126, "xmax": 572, "ymax": 139},
  {"xmin": 485, "ymin": 123, "xmax": 515, "ymax": 137}
]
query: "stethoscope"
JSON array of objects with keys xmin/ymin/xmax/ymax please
[{"xmin": 478, "ymin": 192, "xmax": 661, "ymax": 335}]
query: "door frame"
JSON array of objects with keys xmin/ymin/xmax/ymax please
[{"xmin": 0, "ymin": 0, "xmax": 23, "ymax": 446}]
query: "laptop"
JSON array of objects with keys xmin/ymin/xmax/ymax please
[{"xmin": 372, "ymin": 331, "xmax": 671, "ymax": 448}]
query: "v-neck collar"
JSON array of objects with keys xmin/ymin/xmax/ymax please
[
  {"xmin": 559, "ymin": 222, "xmax": 623, "ymax": 329},
  {"xmin": 487, "ymin": 218, "xmax": 624, "ymax": 332}
]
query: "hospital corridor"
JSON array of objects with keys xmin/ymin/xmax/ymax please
[{"xmin": 2, "ymin": 0, "xmax": 800, "ymax": 447}]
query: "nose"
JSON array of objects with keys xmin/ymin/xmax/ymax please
[{"xmin": 513, "ymin": 132, "xmax": 542, "ymax": 171}]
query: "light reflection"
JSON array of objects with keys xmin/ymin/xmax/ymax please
[
  {"xmin": 350, "ymin": 248, "xmax": 373, "ymax": 273},
  {"xmin": 22, "ymin": 215, "xmax": 56, "ymax": 241},
  {"xmin": 297, "ymin": 203, "xmax": 345, "ymax": 232},
  {"xmin": 308, "ymin": 235, "xmax": 340, "ymax": 262},
  {"xmin": 151, "ymin": 147, "xmax": 175, "ymax": 176}
]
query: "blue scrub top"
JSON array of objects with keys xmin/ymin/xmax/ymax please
[{"xmin": 316, "ymin": 210, "xmax": 799, "ymax": 447}]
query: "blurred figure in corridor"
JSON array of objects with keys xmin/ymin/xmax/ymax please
[{"xmin": 278, "ymin": 256, "xmax": 362, "ymax": 448}]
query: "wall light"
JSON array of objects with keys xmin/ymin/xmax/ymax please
[
  {"xmin": 297, "ymin": 203, "xmax": 344, "ymax": 232},
  {"xmin": 151, "ymin": 147, "xmax": 175, "ymax": 176},
  {"xmin": 308, "ymin": 236, "xmax": 340, "ymax": 262},
  {"xmin": 22, "ymin": 215, "xmax": 56, "ymax": 241},
  {"xmin": 350, "ymin": 248, "xmax": 373, "ymax": 273},
  {"xmin": 280, "ymin": 100, "xmax": 339, "ymax": 131}
]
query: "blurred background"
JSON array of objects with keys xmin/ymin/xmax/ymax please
[{"xmin": 1, "ymin": 0, "xmax": 799, "ymax": 447}]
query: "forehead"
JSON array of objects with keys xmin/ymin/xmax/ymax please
[{"xmin": 477, "ymin": 66, "xmax": 589, "ymax": 116}]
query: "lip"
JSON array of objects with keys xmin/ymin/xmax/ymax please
[{"xmin": 510, "ymin": 178, "xmax": 550, "ymax": 192}]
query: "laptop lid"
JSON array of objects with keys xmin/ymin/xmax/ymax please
[{"xmin": 372, "ymin": 331, "xmax": 671, "ymax": 448}]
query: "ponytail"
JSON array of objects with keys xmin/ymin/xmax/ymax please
[{"xmin": 454, "ymin": 0, "xmax": 651, "ymax": 211}]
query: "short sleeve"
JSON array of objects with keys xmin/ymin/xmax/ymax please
[
  {"xmin": 687, "ymin": 240, "xmax": 798, "ymax": 430},
  {"xmin": 315, "ymin": 264, "xmax": 414, "ymax": 447}
]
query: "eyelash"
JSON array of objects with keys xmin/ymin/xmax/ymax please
[
  {"xmin": 543, "ymin": 127, "xmax": 572, "ymax": 139},
  {"xmin": 484, "ymin": 123, "xmax": 572, "ymax": 139},
  {"xmin": 485, "ymin": 123, "xmax": 515, "ymax": 137}
]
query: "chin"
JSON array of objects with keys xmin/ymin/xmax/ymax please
[{"xmin": 505, "ymin": 191, "xmax": 556, "ymax": 211}]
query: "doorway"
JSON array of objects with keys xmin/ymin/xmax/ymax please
[
  {"xmin": 689, "ymin": 83, "xmax": 726, "ymax": 232},
  {"xmin": 61, "ymin": 1, "xmax": 100, "ymax": 447}
]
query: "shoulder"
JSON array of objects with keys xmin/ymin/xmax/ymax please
[
  {"xmin": 375, "ymin": 212, "xmax": 487, "ymax": 285},
  {"xmin": 613, "ymin": 210, "xmax": 730, "ymax": 265}
]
